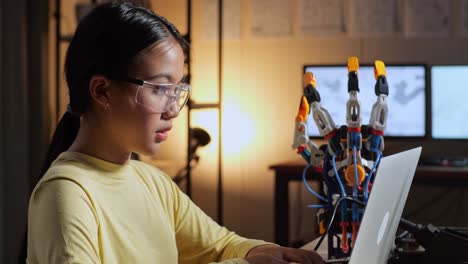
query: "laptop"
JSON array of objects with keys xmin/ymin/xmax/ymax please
[{"xmin": 303, "ymin": 147, "xmax": 422, "ymax": 264}]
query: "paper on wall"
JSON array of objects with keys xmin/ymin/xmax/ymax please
[
  {"xmin": 347, "ymin": 0, "xmax": 397, "ymax": 36},
  {"xmin": 201, "ymin": 0, "xmax": 241, "ymax": 40},
  {"xmin": 299, "ymin": 0, "xmax": 344, "ymax": 36},
  {"xmin": 249, "ymin": 0, "xmax": 292, "ymax": 37},
  {"xmin": 403, "ymin": 0, "xmax": 450, "ymax": 37}
]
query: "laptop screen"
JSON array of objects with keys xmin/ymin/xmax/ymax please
[{"xmin": 349, "ymin": 147, "xmax": 422, "ymax": 264}]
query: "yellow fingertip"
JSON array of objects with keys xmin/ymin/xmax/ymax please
[
  {"xmin": 374, "ymin": 60, "xmax": 386, "ymax": 79},
  {"xmin": 347, "ymin": 56, "xmax": 359, "ymax": 72},
  {"xmin": 303, "ymin": 72, "xmax": 316, "ymax": 88}
]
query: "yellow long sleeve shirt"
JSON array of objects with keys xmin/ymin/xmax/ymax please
[{"xmin": 27, "ymin": 151, "xmax": 269, "ymax": 264}]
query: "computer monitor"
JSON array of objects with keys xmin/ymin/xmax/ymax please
[
  {"xmin": 431, "ymin": 65, "xmax": 468, "ymax": 139},
  {"xmin": 303, "ymin": 64, "xmax": 427, "ymax": 138}
]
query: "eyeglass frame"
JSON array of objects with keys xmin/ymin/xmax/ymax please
[{"xmin": 122, "ymin": 76, "xmax": 191, "ymax": 113}]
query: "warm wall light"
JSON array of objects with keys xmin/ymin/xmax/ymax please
[
  {"xmin": 222, "ymin": 102, "xmax": 255, "ymax": 157},
  {"xmin": 191, "ymin": 109, "xmax": 220, "ymax": 149}
]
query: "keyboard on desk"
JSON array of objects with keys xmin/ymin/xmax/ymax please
[
  {"xmin": 450, "ymin": 227, "xmax": 468, "ymax": 235},
  {"xmin": 419, "ymin": 156, "xmax": 468, "ymax": 167}
]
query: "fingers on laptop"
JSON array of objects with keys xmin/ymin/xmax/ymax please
[
  {"xmin": 282, "ymin": 248, "xmax": 325, "ymax": 264},
  {"xmin": 244, "ymin": 253, "xmax": 289, "ymax": 263}
]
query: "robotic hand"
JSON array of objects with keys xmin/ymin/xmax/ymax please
[{"xmin": 291, "ymin": 57, "xmax": 390, "ymax": 259}]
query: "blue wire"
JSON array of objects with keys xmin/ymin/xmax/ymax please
[
  {"xmin": 302, "ymin": 163, "xmax": 328, "ymax": 203},
  {"xmin": 353, "ymin": 145, "xmax": 358, "ymax": 198},
  {"xmin": 363, "ymin": 135, "xmax": 383, "ymax": 200},
  {"xmin": 340, "ymin": 199, "xmax": 347, "ymax": 222},
  {"xmin": 352, "ymin": 202, "xmax": 359, "ymax": 222},
  {"xmin": 331, "ymin": 153, "xmax": 346, "ymax": 197},
  {"xmin": 307, "ymin": 204, "xmax": 328, "ymax": 209},
  {"xmin": 330, "ymin": 151, "xmax": 349, "ymax": 231},
  {"xmin": 364, "ymin": 151, "xmax": 382, "ymax": 201}
]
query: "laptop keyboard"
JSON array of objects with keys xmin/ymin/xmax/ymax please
[{"xmin": 325, "ymin": 257, "xmax": 350, "ymax": 263}]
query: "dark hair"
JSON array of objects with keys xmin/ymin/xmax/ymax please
[{"xmin": 41, "ymin": 2, "xmax": 187, "ymax": 176}]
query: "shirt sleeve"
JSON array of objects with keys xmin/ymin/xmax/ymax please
[
  {"xmin": 166, "ymin": 177, "xmax": 272, "ymax": 264},
  {"xmin": 27, "ymin": 179, "xmax": 101, "ymax": 264}
]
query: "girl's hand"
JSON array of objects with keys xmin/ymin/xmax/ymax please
[{"xmin": 245, "ymin": 244, "xmax": 324, "ymax": 264}]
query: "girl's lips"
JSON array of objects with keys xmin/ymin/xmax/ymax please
[{"xmin": 155, "ymin": 130, "xmax": 169, "ymax": 142}]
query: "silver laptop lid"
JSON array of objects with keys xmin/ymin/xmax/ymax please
[{"xmin": 349, "ymin": 147, "xmax": 422, "ymax": 264}]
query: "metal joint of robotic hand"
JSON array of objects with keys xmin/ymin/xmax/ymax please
[
  {"xmin": 292, "ymin": 94, "xmax": 324, "ymax": 167},
  {"xmin": 368, "ymin": 60, "xmax": 389, "ymax": 152}
]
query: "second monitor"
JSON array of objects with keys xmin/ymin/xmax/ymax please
[
  {"xmin": 431, "ymin": 65, "xmax": 468, "ymax": 140},
  {"xmin": 304, "ymin": 64, "xmax": 427, "ymax": 138}
]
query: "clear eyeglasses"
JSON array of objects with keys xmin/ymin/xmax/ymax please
[{"xmin": 124, "ymin": 77, "xmax": 191, "ymax": 113}]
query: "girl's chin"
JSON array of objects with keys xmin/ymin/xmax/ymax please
[{"xmin": 139, "ymin": 143, "xmax": 161, "ymax": 156}]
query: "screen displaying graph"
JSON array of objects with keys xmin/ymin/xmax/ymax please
[{"xmin": 304, "ymin": 65, "xmax": 426, "ymax": 137}]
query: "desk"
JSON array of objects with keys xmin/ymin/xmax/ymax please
[{"xmin": 270, "ymin": 159, "xmax": 468, "ymax": 246}]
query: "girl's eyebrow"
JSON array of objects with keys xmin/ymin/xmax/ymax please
[
  {"xmin": 144, "ymin": 73, "xmax": 187, "ymax": 85},
  {"xmin": 146, "ymin": 73, "xmax": 173, "ymax": 81}
]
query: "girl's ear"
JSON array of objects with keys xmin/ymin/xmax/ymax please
[{"xmin": 89, "ymin": 74, "xmax": 112, "ymax": 110}]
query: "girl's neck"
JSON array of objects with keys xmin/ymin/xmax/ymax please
[{"xmin": 68, "ymin": 118, "xmax": 131, "ymax": 165}]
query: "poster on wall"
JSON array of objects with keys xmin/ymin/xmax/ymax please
[
  {"xmin": 201, "ymin": 0, "xmax": 241, "ymax": 40},
  {"xmin": 347, "ymin": 0, "xmax": 398, "ymax": 36},
  {"xmin": 299, "ymin": 0, "xmax": 345, "ymax": 36},
  {"xmin": 249, "ymin": 0, "xmax": 292, "ymax": 37},
  {"xmin": 403, "ymin": 0, "xmax": 450, "ymax": 37}
]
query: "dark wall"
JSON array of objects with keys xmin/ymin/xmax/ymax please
[{"xmin": 0, "ymin": 1, "xmax": 50, "ymax": 263}]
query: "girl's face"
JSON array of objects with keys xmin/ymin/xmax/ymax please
[{"xmin": 107, "ymin": 39, "xmax": 185, "ymax": 156}]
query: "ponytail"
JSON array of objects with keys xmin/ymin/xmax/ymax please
[{"xmin": 41, "ymin": 109, "xmax": 80, "ymax": 175}]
